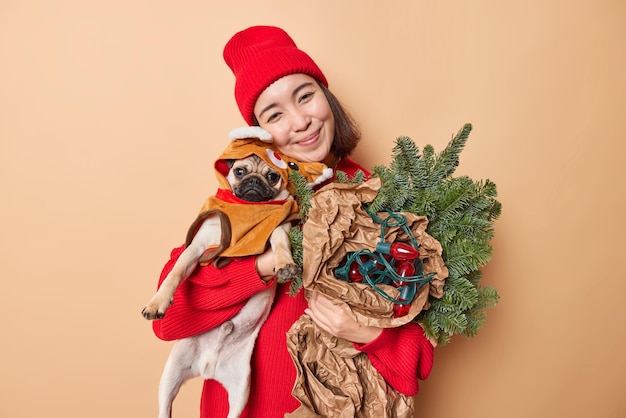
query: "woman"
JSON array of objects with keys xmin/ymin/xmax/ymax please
[{"xmin": 152, "ymin": 26, "xmax": 435, "ymax": 417}]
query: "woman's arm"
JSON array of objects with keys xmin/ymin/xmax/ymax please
[
  {"xmin": 152, "ymin": 245, "xmax": 272, "ymax": 341},
  {"xmin": 354, "ymin": 323, "xmax": 434, "ymax": 395}
]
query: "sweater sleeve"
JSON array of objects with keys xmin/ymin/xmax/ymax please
[
  {"xmin": 354, "ymin": 322, "xmax": 434, "ymax": 396},
  {"xmin": 151, "ymin": 245, "xmax": 270, "ymax": 341}
]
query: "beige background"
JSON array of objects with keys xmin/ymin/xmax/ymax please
[{"xmin": 1, "ymin": 1, "xmax": 625, "ymax": 417}]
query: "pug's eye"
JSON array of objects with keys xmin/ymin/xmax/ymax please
[
  {"xmin": 266, "ymin": 172, "xmax": 281, "ymax": 185},
  {"xmin": 288, "ymin": 162, "xmax": 299, "ymax": 171},
  {"xmin": 234, "ymin": 167, "xmax": 247, "ymax": 178}
]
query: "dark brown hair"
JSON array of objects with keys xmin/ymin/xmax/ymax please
[{"xmin": 320, "ymin": 83, "xmax": 361, "ymax": 158}]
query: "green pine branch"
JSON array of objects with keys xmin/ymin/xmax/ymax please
[
  {"xmin": 369, "ymin": 123, "xmax": 501, "ymax": 345},
  {"xmin": 285, "ymin": 170, "xmax": 313, "ymax": 295},
  {"xmin": 287, "ymin": 226, "xmax": 304, "ymax": 296},
  {"xmin": 440, "ymin": 276, "xmax": 479, "ymax": 312},
  {"xmin": 335, "ymin": 169, "xmax": 367, "ymax": 185},
  {"xmin": 288, "ymin": 123, "xmax": 501, "ymax": 346},
  {"xmin": 289, "ymin": 170, "xmax": 314, "ymax": 220},
  {"xmin": 426, "ymin": 123, "xmax": 471, "ymax": 187}
]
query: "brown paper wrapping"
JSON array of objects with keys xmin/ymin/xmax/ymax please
[
  {"xmin": 286, "ymin": 178, "xmax": 448, "ymax": 418},
  {"xmin": 286, "ymin": 316, "xmax": 415, "ymax": 418}
]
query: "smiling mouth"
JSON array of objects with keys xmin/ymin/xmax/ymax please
[{"xmin": 297, "ymin": 130, "xmax": 320, "ymax": 146}]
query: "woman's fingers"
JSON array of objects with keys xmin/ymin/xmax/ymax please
[{"xmin": 305, "ymin": 291, "xmax": 382, "ymax": 344}]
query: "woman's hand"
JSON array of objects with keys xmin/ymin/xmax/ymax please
[
  {"xmin": 255, "ymin": 248, "xmax": 276, "ymax": 282},
  {"xmin": 305, "ymin": 291, "xmax": 382, "ymax": 344}
]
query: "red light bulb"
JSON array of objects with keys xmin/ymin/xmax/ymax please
[
  {"xmin": 393, "ymin": 302, "xmax": 411, "ymax": 318},
  {"xmin": 376, "ymin": 242, "xmax": 420, "ymax": 260},
  {"xmin": 348, "ymin": 261, "xmax": 363, "ymax": 282},
  {"xmin": 396, "ymin": 260, "xmax": 415, "ymax": 277},
  {"xmin": 395, "ymin": 260, "xmax": 415, "ymax": 288},
  {"xmin": 393, "ymin": 285, "xmax": 413, "ymax": 317}
]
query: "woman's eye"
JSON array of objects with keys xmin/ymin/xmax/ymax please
[
  {"xmin": 266, "ymin": 112, "xmax": 281, "ymax": 123},
  {"xmin": 299, "ymin": 92, "xmax": 314, "ymax": 103}
]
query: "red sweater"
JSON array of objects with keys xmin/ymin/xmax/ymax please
[{"xmin": 152, "ymin": 158, "xmax": 434, "ymax": 417}]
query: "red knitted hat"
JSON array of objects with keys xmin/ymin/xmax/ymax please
[{"xmin": 223, "ymin": 26, "xmax": 328, "ymax": 125}]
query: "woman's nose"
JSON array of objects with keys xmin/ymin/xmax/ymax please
[{"xmin": 290, "ymin": 111, "xmax": 311, "ymax": 132}]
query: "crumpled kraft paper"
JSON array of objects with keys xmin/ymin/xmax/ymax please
[
  {"xmin": 285, "ymin": 316, "xmax": 415, "ymax": 418},
  {"xmin": 285, "ymin": 178, "xmax": 448, "ymax": 418}
]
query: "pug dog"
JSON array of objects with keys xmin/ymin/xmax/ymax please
[
  {"xmin": 142, "ymin": 127, "xmax": 333, "ymax": 418},
  {"xmin": 141, "ymin": 153, "xmax": 301, "ymax": 322},
  {"xmin": 142, "ymin": 136, "xmax": 311, "ymax": 418}
]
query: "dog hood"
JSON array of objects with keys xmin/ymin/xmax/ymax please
[
  {"xmin": 189, "ymin": 127, "xmax": 334, "ymax": 261},
  {"xmin": 213, "ymin": 127, "xmax": 334, "ymax": 196}
]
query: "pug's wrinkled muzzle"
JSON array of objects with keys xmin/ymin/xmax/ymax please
[{"xmin": 234, "ymin": 176, "xmax": 277, "ymax": 202}]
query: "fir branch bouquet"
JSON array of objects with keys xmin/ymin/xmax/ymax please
[{"xmin": 289, "ymin": 123, "xmax": 501, "ymax": 346}]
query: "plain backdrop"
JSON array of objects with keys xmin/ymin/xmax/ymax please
[{"xmin": 1, "ymin": 1, "xmax": 625, "ymax": 417}]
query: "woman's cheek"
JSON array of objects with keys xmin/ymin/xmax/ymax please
[{"xmin": 267, "ymin": 125, "xmax": 290, "ymax": 147}]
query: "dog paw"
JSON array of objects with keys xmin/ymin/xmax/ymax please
[
  {"xmin": 141, "ymin": 299, "xmax": 172, "ymax": 320},
  {"xmin": 275, "ymin": 263, "xmax": 302, "ymax": 282}
]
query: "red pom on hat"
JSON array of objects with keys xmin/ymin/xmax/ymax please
[{"xmin": 223, "ymin": 26, "xmax": 328, "ymax": 125}]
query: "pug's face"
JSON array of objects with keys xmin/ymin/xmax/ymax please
[{"xmin": 226, "ymin": 154, "xmax": 287, "ymax": 202}]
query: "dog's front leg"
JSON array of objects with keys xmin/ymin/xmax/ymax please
[
  {"xmin": 142, "ymin": 215, "xmax": 223, "ymax": 319},
  {"xmin": 270, "ymin": 222, "xmax": 302, "ymax": 282}
]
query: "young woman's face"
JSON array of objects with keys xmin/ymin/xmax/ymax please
[{"xmin": 253, "ymin": 73, "xmax": 335, "ymax": 163}]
